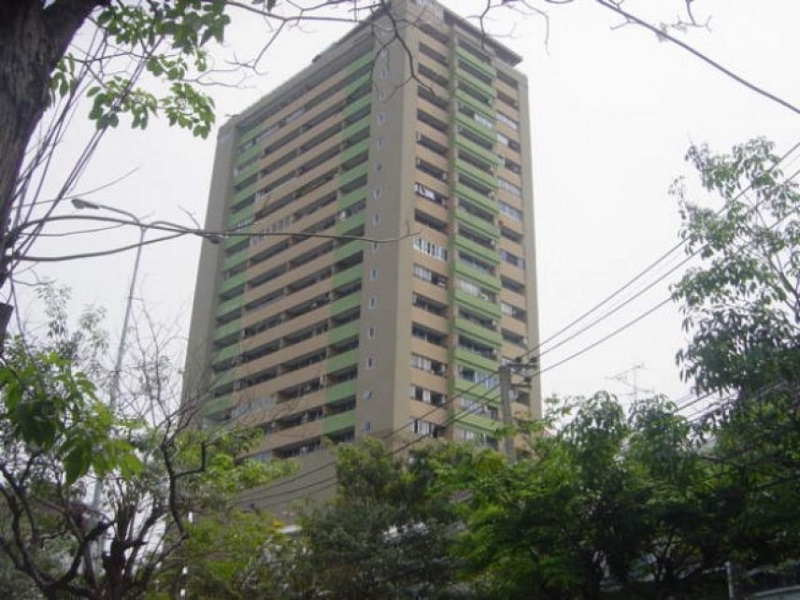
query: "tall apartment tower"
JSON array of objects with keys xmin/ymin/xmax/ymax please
[{"xmin": 185, "ymin": 0, "xmax": 541, "ymax": 511}]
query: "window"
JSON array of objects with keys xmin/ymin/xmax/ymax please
[
  {"xmin": 457, "ymin": 365, "xmax": 498, "ymax": 389},
  {"xmin": 501, "ymin": 302, "xmax": 526, "ymax": 321},
  {"xmin": 499, "ymin": 178, "xmax": 522, "ymax": 197},
  {"xmin": 368, "ymin": 296, "xmax": 378, "ymax": 309},
  {"xmin": 497, "ymin": 90, "xmax": 518, "ymax": 110},
  {"xmin": 377, "ymin": 112, "xmax": 386, "ymax": 125},
  {"xmin": 419, "ymin": 42, "xmax": 447, "ymax": 66},
  {"xmin": 499, "ymin": 201, "xmax": 522, "ymax": 222},
  {"xmin": 416, "ymin": 158, "xmax": 448, "ymax": 182},
  {"xmin": 496, "ymin": 131, "xmax": 521, "ymax": 152},
  {"xmin": 497, "ymin": 112, "xmax": 518, "ymax": 130},
  {"xmin": 412, "ymin": 323, "xmax": 445, "ymax": 347},
  {"xmin": 501, "ymin": 276, "xmax": 525, "ymax": 295},
  {"xmin": 502, "ymin": 329, "xmax": 527, "ymax": 347},
  {"xmin": 412, "ymin": 293, "xmax": 446, "ymax": 316},
  {"xmin": 417, "ymin": 132, "xmax": 448, "ymax": 156},
  {"xmin": 500, "ymin": 249, "xmax": 525, "ymax": 269},
  {"xmin": 503, "ymin": 157, "xmax": 521, "ymax": 175},
  {"xmin": 369, "ymin": 267, "xmax": 378, "ymax": 280},
  {"xmin": 413, "ymin": 264, "xmax": 448, "ymax": 288},
  {"xmin": 410, "ymin": 385, "xmax": 445, "ymax": 406},
  {"xmin": 411, "ymin": 419, "xmax": 441, "ymax": 436},
  {"xmin": 366, "ymin": 357, "xmax": 375, "ymax": 369},
  {"xmin": 414, "ymin": 182, "xmax": 447, "ymax": 207},
  {"xmin": 413, "ymin": 237, "xmax": 448, "ymax": 261},
  {"xmin": 411, "ymin": 353, "xmax": 445, "ymax": 376}
]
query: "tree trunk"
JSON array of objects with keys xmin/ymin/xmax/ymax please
[
  {"xmin": 0, "ymin": 0, "xmax": 99, "ymax": 289},
  {"xmin": 0, "ymin": 0, "xmax": 100, "ymax": 349}
]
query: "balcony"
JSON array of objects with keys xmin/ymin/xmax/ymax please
[
  {"xmin": 323, "ymin": 409, "xmax": 355, "ymax": 434},
  {"xmin": 454, "ymin": 288, "xmax": 501, "ymax": 320},
  {"xmin": 325, "ymin": 379, "xmax": 357, "ymax": 404}
]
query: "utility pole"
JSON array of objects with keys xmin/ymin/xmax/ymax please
[
  {"xmin": 499, "ymin": 364, "xmax": 516, "ymax": 464},
  {"xmin": 499, "ymin": 358, "xmax": 537, "ymax": 464},
  {"xmin": 609, "ymin": 363, "xmax": 653, "ymax": 404}
]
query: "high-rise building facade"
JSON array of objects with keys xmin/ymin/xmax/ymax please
[{"xmin": 185, "ymin": 0, "xmax": 540, "ymax": 511}]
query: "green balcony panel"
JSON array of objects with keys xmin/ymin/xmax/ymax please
[
  {"xmin": 201, "ymin": 394, "xmax": 233, "ymax": 417},
  {"xmin": 339, "ymin": 162, "xmax": 368, "ymax": 189},
  {"xmin": 455, "ymin": 207, "xmax": 499, "ymax": 240},
  {"xmin": 452, "ymin": 377, "xmax": 500, "ymax": 403},
  {"xmin": 341, "ymin": 116, "xmax": 370, "ymax": 143},
  {"xmin": 454, "ymin": 182, "xmax": 497, "ymax": 215},
  {"xmin": 454, "ymin": 288, "xmax": 502, "ymax": 320},
  {"xmin": 455, "ymin": 158, "xmax": 498, "ymax": 191},
  {"xmin": 455, "ymin": 412, "xmax": 500, "ymax": 434},
  {"xmin": 454, "ymin": 110, "xmax": 494, "ymax": 140},
  {"xmin": 332, "ymin": 263, "xmax": 363, "ymax": 289},
  {"xmin": 213, "ymin": 342, "xmax": 241, "ymax": 365},
  {"xmin": 217, "ymin": 296, "xmax": 244, "ymax": 322},
  {"xmin": 347, "ymin": 51, "xmax": 375, "ymax": 75},
  {"xmin": 222, "ymin": 246, "xmax": 248, "ymax": 272},
  {"xmin": 454, "ymin": 316, "xmax": 502, "ymax": 347},
  {"xmin": 223, "ymin": 234, "xmax": 248, "ymax": 252},
  {"xmin": 219, "ymin": 271, "xmax": 246, "ymax": 296},
  {"xmin": 323, "ymin": 409, "xmax": 356, "ymax": 434},
  {"xmin": 235, "ymin": 143, "xmax": 261, "ymax": 166},
  {"xmin": 326, "ymin": 379, "xmax": 357, "ymax": 404},
  {"xmin": 233, "ymin": 161, "xmax": 261, "ymax": 186},
  {"xmin": 454, "ymin": 263, "xmax": 501, "ymax": 294},
  {"xmin": 213, "ymin": 368, "xmax": 235, "ymax": 389},
  {"xmin": 327, "ymin": 348, "xmax": 359, "ymax": 374},
  {"xmin": 231, "ymin": 184, "xmax": 257, "ymax": 208},
  {"xmin": 227, "ymin": 212, "xmax": 253, "ymax": 233},
  {"xmin": 452, "ymin": 346, "xmax": 498, "ymax": 374},
  {"xmin": 340, "ymin": 138, "xmax": 370, "ymax": 165},
  {"xmin": 213, "ymin": 318, "xmax": 241, "ymax": 343},
  {"xmin": 455, "ymin": 236, "xmax": 501, "ymax": 266},
  {"xmin": 455, "ymin": 88, "xmax": 494, "ymax": 122},
  {"xmin": 455, "ymin": 135, "xmax": 499, "ymax": 167},
  {"xmin": 336, "ymin": 211, "xmax": 365, "ymax": 236},
  {"xmin": 454, "ymin": 45, "xmax": 496, "ymax": 78},
  {"xmin": 455, "ymin": 67, "xmax": 497, "ymax": 100},
  {"xmin": 331, "ymin": 292, "xmax": 362, "ymax": 317},
  {"xmin": 456, "ymin": 153, "xmax": 498, "ymax": 188},
  {"xmin": 238, "ymin": 121, "xmax": 266, "ymax": 145},
  {"xmin": 329, "ymin": 321, "xmax": 359, "ymax": 345},
  {"xmin": 454, "ymin": 112, "xmax": 496, "ymax": 145},
  {"xmin": 333, "ymin": 239, "xmax": 364, "ymax": 263},
  {"xmin": 338, "ymin": 188, "xmax": 367, "ymax": 211},
  {"xmin": 343, "ymin": 92, "xmax": 372, "ymax": 118}
]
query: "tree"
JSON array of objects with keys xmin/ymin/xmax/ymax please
[
  {"xmin": 453, "ymin": 394, "xmax": 733, "ymax": 599},
  {"xmin": 672, "ymin": 138, "xmax": 800, "ymax": 397},
  {"xmin": 0, "ymin": 285, "xmax": 291, "ymax": 599},
  {"xmin": 672, "ymin": 138, "xmax": 800, "ymax": 585},
  {"xmin": 292, "ymin": 439, "xmax": 464, "ymax": 599},
  {"xmin": 146, "ymin": 507, "xmax": 293, "ymax": 600}
]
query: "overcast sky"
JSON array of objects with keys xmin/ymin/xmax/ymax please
[{"xmin": 15, "ymin": 0, "xmax": 800, "ymax": 412}]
